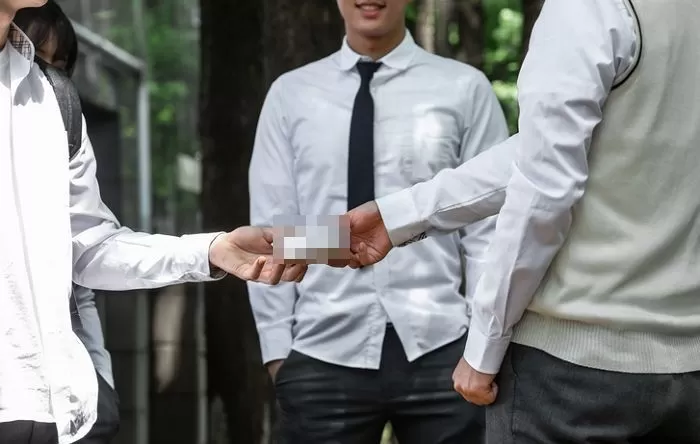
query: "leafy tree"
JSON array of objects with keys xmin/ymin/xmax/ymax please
[{"xmin": 407, "ymin": 0, "xmax": 523, "ymax": 132}]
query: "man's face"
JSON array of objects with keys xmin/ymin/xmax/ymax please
[
  {"xmin": 337, "ymin": 0, "xmax": 410, "ymax": 39},
  {"xmin": 1, "ymin": 0, "xmax": 47, "ymax": 13}
]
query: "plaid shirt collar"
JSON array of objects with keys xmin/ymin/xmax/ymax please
[{"xmin": 8, "ymin": 23, "xmax": 35, "ymax": 62}]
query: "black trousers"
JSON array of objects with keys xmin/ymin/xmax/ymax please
[
  {"xmin": 0, "ymin": 374, "xmax": 118, "ymax": 444},
  {"xmin": 488, "ymin": 343, "xmax": 700, "ymax": 444},
  {"xmin": 0, "ymin": 421, "xmax": 58, "ymax": 444},
  {"xmin": 75, "ymin": 373, "xmax": 120, "ymax": 444},
  {"xmin": 275, "ymin": 326, "xmax": 484, "ymax": 444}
]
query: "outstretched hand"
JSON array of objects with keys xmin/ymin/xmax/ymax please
[
  {"xmin": 345, "ymin": 201, "xmax": 393, "ymax": 268},
  {"xmin": 209, "ymin": 226, "xmax": 307, "ymax": 284}
]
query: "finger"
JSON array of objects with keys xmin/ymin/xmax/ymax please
[
  {"xmin": 346, "ymin": 254, "xmax": 363, "ymax": 268},
  {"xmin": 457, "ymin": 388, "xmax": 498, "ymax": 406},
  {"xmin": 246, "ymin": 256, "xmax": 265, "ymax": 281},
  {"xmin": 266, "ymin": 261, "xmax": 285, "ymax": 285},
  {"xmin": 348, "ymin": 250, "xmax": 364, "ymax": 268},
  {"xmin": 326, "ymin": 259, "xmax": 350, "ymax": 268},
  {"xmin": 356, "ymin": 242, "xmax": 372, "ymax": 266},
  {"xmin": 272, "ymin": 257, "xmax": 308, "ymax": 266},
  {"xmin": 349, "ymin": 238, "xmax": 363, "ymax": 254},
  {"xmin": 487, "ymin": 381, "xmax": 499, "ymax": 404},
  {"xmin": 294, "ymin": 265, "xmax": 307, "ymax": 282},
  {"xmin": 453, "ymin": 381, "xmax": 469, "ymax": 401},
  {"xmin": 281, "ymin": 263, "xmax": 306, "ymax": 282},
  {"xmin": 452, "ymin": 378, "xmax": 496, "ymax": 405},
  {"xmin": 261, "ymin": 227, "xmax": 275, "ymax": 245}
]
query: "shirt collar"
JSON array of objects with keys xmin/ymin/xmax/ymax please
[
  {"xmin": 6, "ymin": 23, "xmax": 35, "ymax": 83},
  {"xmin": 338, "ymin": 31, "xmax": 417, "ymax": 72},
  {"xmin": 8, "ymin": 23, "xmax": 34, "ymax": 61}
]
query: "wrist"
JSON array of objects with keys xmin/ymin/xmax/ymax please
[{"xmin": 207, "ymin": 232, "xmax": 227, "ymax": 278}]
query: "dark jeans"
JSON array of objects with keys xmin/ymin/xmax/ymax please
[
  {"xmin": 488, "ymin": 343, "xmax": 700, "ymax": 444},
  {"xmin": 75, "ymin": 373, "xmax": 120, "ymax": 444},
  {"xmin": 275, "ymin": 326, "xmax": 484, "ymax": 444},
  {"xmin": 0, "ymin": 421, "xmax": 58, "ymax": 444}
]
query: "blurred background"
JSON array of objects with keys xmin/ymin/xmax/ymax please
[{"xmin": 54, "ymin": 0, "xmax": 543, "ymax": 443}]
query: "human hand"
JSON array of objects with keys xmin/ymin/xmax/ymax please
[
  {"xmin": 452, "ymin": 357, "xmax": 498, "ymax": 406},
  {"xmin": 267, "ymin": 359, "xmax": 284, "ymax": 383},
  {"xmin": 209, "ymin": 226, "xmax": 307, "ymax": 284},
  {"xmin": 345, "ymin": 201, "xmax": 393, "ymax": 267}
]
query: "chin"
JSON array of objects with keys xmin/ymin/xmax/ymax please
[{"xmin": 352, "ymin": 22, "xmax": 390, "ymax": 38}]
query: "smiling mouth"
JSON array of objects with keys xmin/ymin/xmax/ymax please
[{"xmin": 355, "ymin": 2, "xmax": 386, "ymax": 12}]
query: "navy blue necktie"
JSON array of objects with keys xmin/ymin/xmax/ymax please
[{"xmin": 347, "ymin": 61, "xmax": 381, "ymax": 211}]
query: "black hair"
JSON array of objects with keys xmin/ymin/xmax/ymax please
[{"xmin": 13, "ymin": 0, "xmax": 78, "ymax": 77}]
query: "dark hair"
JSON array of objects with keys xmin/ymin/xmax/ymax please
[{"xmin": 13, "ymin": 0, "xmax": 78, "ymax": 77}]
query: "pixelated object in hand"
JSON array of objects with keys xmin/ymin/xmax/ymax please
[{"xmin": 271, "ymin": 215, "xmax": 351, "ymax": 263}]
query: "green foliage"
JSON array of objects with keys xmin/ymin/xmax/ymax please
[
  {"xmin": 405, "ymin": 2, "xmax": 418, "ymax": 22},
  {"xmin": 405, "ymin": 0, "xmax": 523, "ymax": 133},
  {"xmin": 111, "ymin": 1, "xmax": 200, "ymax": 230},
  {"xmin": 483, "ymin": 0, "xmax": 522, "ymax": 133}
]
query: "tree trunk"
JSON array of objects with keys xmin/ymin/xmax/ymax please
[
  {"xmin": 199, "ymin": 0, "xmax": 266, "ymax": 443},
  {"xmin": 433, "ymin": 0, "xmax": 452, "ymax": 57},
  {"xmin": 416, "ymin": 0, "xmax": 436, "ymax": 53},
  {"xmin": 415, "ymin": 0, "xmax": 483, "ymax": 67},
  {"xmin": 521, "ymin": 0, "xmax": 544, "ymax": 62},
  {"xmin": 200, "ymin": 1, "xmax": 343, "ymax": 442},
  {"xmin": 262, "ymin": 0, "xmax": 343, "ymax": 86},
  {"xmin": 450, "ymin": 0, "xmax": 484, "ymax": 69}
]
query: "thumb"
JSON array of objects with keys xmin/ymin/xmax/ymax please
[
  {"xmin": 354, "ymin": 242, "xmax": 374, "ymax": 267},
  {"xmin": 261, "ymin": 227, "xmax": 275, "ymax": 244},
  {"xmin": 485, "ymin": 380, "xmax": 498, "ymax": 405}
]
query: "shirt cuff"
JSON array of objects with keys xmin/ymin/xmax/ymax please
[
  {"xmin": 258, "ymin": 325, "xmax": 293, "ymax": 365},
  {"xmin": 463, "ymin": 326, "xmax": 511, "ymax": 375},
  {"xmin": 180, "ymin": 232, "xmax": 227, "ymax": 280},
  {"xmin": 376, "ymin": 187, "xmax": 431, "ymax": 247}
]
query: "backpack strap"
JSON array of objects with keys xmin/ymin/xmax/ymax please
[{"xmin": 35, "ymin": 57, "xmax": 83, "ymax": 160}]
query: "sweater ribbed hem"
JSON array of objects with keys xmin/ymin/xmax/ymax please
[{"xmin": 512, "ymin": 311, "xmax": 700, "ymax": 374}]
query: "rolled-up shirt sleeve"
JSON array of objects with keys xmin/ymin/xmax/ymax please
[{"xmin": 71, "ymin": 117, "xmax": 224, "ymax": 290}]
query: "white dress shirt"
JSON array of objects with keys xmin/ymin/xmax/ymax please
[
  {"xmin": 377, "ymin": 0, "xmax": 639, "ymax": 374},
  {"xmin": 1, "ymin": 25, "xmax": 220, "ymax": 443},
  {"xmin": 248, "ymin": 32, "xmax": 508, "ymax": 368}
]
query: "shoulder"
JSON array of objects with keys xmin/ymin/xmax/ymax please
[
  {"xmin": 271, "ymin": 52, "xmax": 339, "ymax": 95},
  {"xmin": 413, "ymin": 49, "xmax": 493, "ymax": 95}
]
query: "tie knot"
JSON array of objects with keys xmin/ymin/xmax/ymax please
[{"xmin": 356, "ymin": 61, "xmax": 381, "ymax": 83}]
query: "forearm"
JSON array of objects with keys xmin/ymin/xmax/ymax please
[
  {"xmin": 73, "ymin": 226, "xmax": 223, "ymax": 290},
  {"xmin": 460, "ymin": 215, "xmax": 497, "ymax": 304},
  {"xmin": 70, "ymin": 121, "xmax": 224, "ymax": 290},
  {"xmin": 463, "ymin": 167, "xmax": 576, "ymax": 373},
  {"xmin": 377, "ymin": 135, "xmax": 517, "ymax": 246}
]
